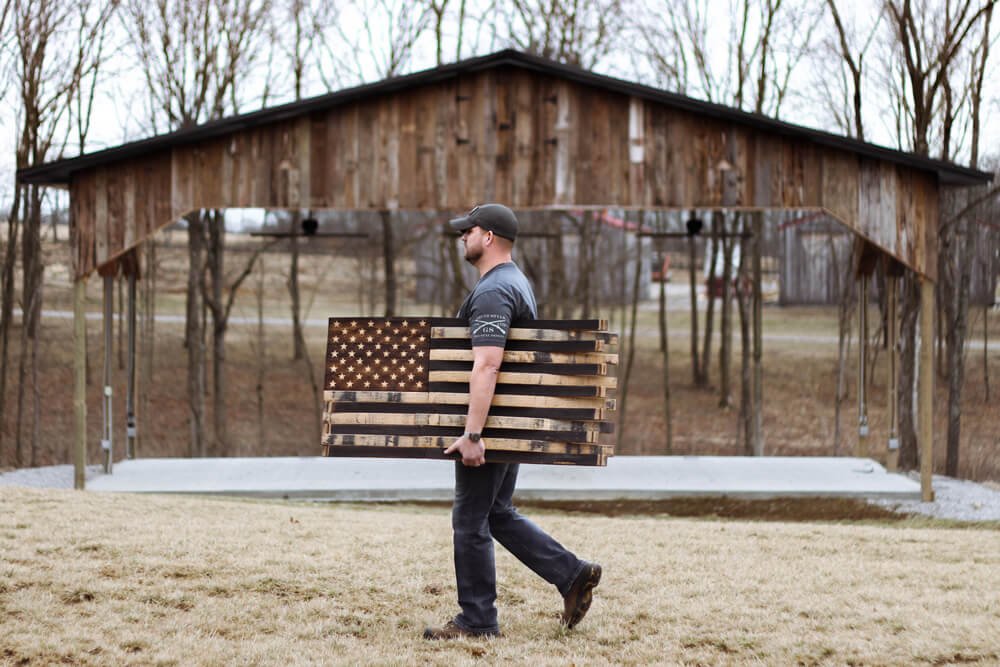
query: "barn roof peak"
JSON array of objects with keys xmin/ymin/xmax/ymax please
[{"xmin": 18, "ymin": 48, "xmax": 992, "ymax": 187}]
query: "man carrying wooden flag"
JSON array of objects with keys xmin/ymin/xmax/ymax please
[{"xmin": 423, "ymin": 204, "xmax": 602, "ymax": 640}]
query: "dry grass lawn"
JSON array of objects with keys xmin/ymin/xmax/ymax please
[{"xmin": 2, "ymin": 487, "xmax": 999, "ymax": 666}]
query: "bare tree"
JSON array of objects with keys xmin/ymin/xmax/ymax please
[
  {"xmin": 883, "ymin": 0, "xmax": 996, "ymax": 471},
  {"xmin": 123, "ymin": 0, "xmax": 271, "ymax": 456},
  {"xmin": 819, "ymin": 0, "xmax": 884, "ymax": 140},
  {"xmin": 326, "ymin": 0, "xmax": 432, "ymax": 83},
  {"xmin": 1, "ymin": 0, "xmax": 114, "ymax": 468},
  {"xmin": 501, "ymin": 0, "xmax": 626, "ymax": 68}
]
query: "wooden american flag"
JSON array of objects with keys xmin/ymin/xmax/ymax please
[{"xmin": 322, "ymin": 317, "xmax": 618, "ymax": 466}]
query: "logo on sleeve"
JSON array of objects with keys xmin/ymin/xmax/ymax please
[{"xmin": 471, "ymin": 314, "xmax": 509, "ymax": 338}]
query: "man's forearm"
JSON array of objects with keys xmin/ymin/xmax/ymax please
[{"xmin": 465, "ymin": 360, "xmax": 500, "ymax": 434}]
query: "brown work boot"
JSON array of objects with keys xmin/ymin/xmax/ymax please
[
  {"xmin": 561, "ymin": 562, "xmax": 602, "ymax": 629},
  {"xmin": 422, "ymin": 620, "xmax": 502, "ymax": 640}
]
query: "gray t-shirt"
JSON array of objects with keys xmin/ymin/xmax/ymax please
[{"xmin": 457, "ymin": 262, "xmax": 538, "ymax": 347}]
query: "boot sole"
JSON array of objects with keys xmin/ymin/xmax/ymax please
[{"xmin": 564, "ymin": 564, "xmax": 602, "ymax": 629}]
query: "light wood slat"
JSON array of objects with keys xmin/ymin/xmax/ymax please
[
  {"xmin": 324, "ymin": 390, "xmax": 613, "ymax": 410},
  {"xmin": 324, "ymin": 411, "xmax": 606, "ymax": 433},
  {"xmin": 323, "ymin": 433, "xmax": 610, "ymax": 455},
  {"xmin": 429, "ymin": 370, "xmax": 618, "ymax": 388},
  {"xmin": 429, "ymin": 349, "xmax": 618, "ymax": 366},
  {"xmin": 432, "ymin": 327, "xmax": 618, "ymax": 344}
]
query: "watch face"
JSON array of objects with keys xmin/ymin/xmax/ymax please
[{"xmin": 468, "ymin": 432, "xmax": 481, "ymax": 442}]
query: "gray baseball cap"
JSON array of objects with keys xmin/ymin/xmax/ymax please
[{"xmin": 448, "ymin": 203, "xmax": 519, "ymax": 241}]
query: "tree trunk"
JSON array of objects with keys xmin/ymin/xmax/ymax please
[
  {"xmin": 380, "ymin": 210, "xmax": 396, "ymax": 317},
  {"xmin": 718, "ymin": 215, "xmax": 734, "ymax": 408},
  {"xmin": 288, "ymin": 212, "xmax": 306, "ymax": 360},
  {"xmin": 688, "ymin": 232, "xmax": 701, "ymax": 385},
  {"xmin": 16, "ymin": 185, "xmax": 44, "ymax": 468},
  {"xmin": 751, "ymin": 211, "xmax": 764, "ymax": 455},
  {"xmin": 0, "ymin": 187, "xmax": 23, "ymax": 464},
  {"xmin": 658, "ymin": 251, "xmax": 673, "ymax": 454},
  {"xmin": 945, "ymin": 212, "xmax": 973, "ymax": 477},
  {"xmin": 617, "ymin": 233, "xmax": 642, "ymax": 450},
  {"xmin": 207, "ymin": 210, "xmax": 228, "ymax": 456},
  {"xmin": 700, "ymin": 213, "xmax": 721, "ymax": 387},
  {"xmin": 137, "ymin": 238, "xmax": 156, "ymax": 459},
  {"xmin": 735, "ymin": 219, "xmax": 752, "ymax": 455},
  {"xmin": 186, "ymin": 211, "xmax": 206, "ymax": 458},
  {"xmin": 257, "ymin": 256, "xmax": 266, "ymax": 455},
  {"xmin": 897, "ymin": 273, "xmax": 920, "ymax": 471},
  {"xmin": 578, "ymin": 211, "xmax": 593, "ymax": 320}
]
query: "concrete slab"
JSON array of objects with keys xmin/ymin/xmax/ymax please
[{"xmin": 86, "ymin": 456, "xmax": 922, "ymax": 502}]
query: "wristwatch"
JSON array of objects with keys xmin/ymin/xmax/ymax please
[{"xmin": 464, "ymin": 432, "xmax": 481, "ymax": 442}]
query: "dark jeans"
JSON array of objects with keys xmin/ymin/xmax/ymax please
[{"xmin": 452, "ymin": 461, "xmax": 583, "ymax": 634}]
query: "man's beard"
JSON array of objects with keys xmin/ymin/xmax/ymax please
[{"xmin": 464, "ymin": 246, "xmax": 482, "ymax": 264}]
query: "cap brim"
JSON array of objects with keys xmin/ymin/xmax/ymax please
[{"xmin": 448, "ymin": 216, "xmax": 474, "ymax": 232}]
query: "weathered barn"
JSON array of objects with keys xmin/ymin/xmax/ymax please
[{"xmin": 18, "ymin": 49, "xmax": 993, "ymax": 498}]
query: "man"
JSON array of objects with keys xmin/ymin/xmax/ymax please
[{"xmin": 422, "ymin": 204, "xmax": 602, "ymax": 640}]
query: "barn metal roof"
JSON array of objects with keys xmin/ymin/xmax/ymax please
[{"xmin": 17, "ymin": 49, "xmax": 993, "ymax": 188}]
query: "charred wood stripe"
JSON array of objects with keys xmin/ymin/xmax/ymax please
[
  {"xmin": 324, "ymin": 411, "xmax": 606, "ymax": 433},
  {"xmin": 321, "ymin": 444, "xmax": 606, "ymax": 466},
  {"xmin": 324, "ymin": 433, "xmax": 609, "ymax": 454},
  {"xmin": 428, "ymin": 359, "xmax": 603, "ymax": 375},
  {"xmin": 429, "ymin": 338, "xmax": 603, "ymax": 352},
  {"xmin": 325, "ymin": 424, "xmax": 599, "ymax": 443},
  {"xmin": 428, "ymin": 382, "xmax": 604, "ymax": 397}
]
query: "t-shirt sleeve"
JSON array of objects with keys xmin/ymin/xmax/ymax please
[{"xmin": 466, "ymin": 288, "xmax": 514, "ymax": 347}]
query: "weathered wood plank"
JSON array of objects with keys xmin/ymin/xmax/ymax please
[
  {"xmin": 428, "ymin": 348, "xmax": 617, "ymax": 366},
  {"xmin": 323, "ymin": 433, "xmax": 608, "ymax": 454},
  {"xmin": 431, "ymin": 326, "xmax": 617, "ymax": 343},
  {"xmin": 324, "ymin": 389, "xmax": 614, "ymax": 410},
  {"xmin": 429, "ymin": 370, "xmax": 617, "ymax": 388},
  {"xmin": 94, "ymin": 167, "xmax": 109, "ymax": 266}
]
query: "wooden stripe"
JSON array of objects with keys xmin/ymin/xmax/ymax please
[
  {"xmin": 429, "ymin": 382, "xmax": 606, "ymax": 398},
  {"xmin": 323, "ymin": 400, "xmax": 607, "ymax": 421},
  {"xmin": 325, "ymin": 411, "xmax": 606, "ymax": 434},
  {"xmin": 325, "ymin": 390, "xmax": 612, "ymax": 410},
  {"xmin": 428, "ymin": 317, "xmax": 609, "ymax": 331},
  {"xmin": 433, "ymin": 327, "xmax": 618, "ymax": 344},
  {"xmin": 324, "ymin": 423, "xmax": 600, "ymax": 444},
  {"xmin": 323, "ymin": 434, "xmax": 609, "ymax": 455},
  {"xmin": 429, "ymin": 349, "xmax": 618, "ymax": 366},
  {"xmin": 430, "ymin": 338, "xmax": 605, "ymax": 352},
  {"xmin": 429, "ymin": 359, "xmax": 606, "ymax": 376},
  {"xmin": 322, "ymin": 444, "xmax": 607, "ymax": 466},
  {"xmin": 429, "ymin": 370, "xmax": 617, "ymax": 388}
]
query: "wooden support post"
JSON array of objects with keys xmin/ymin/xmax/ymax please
[
  {"xmin": 102, "ymin": 275, "xmax": 114, "ymax": 473},
  {"xmin": 886, "ymin": 276, "xmax": 899, "ymax": 472},
  {"xmin": 857, "ymin": 274, "xmax": 869, "ymax": 458},
  {"xmin": 126, "ymin": 271, "xmax": 137, "ymax": 459},
  {"xmin": 73, "ymin": 277, "xmax": 87, "ymax": 490},
  {"xmin": 751, "ymin": 212, "xmax": 763, "ymax": 456},
  {"xmin": 919, "ymin": 277, "xmax": 935, "ymax": 502}
]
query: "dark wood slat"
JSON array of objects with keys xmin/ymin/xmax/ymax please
[
  {"xmin": 325, "ymin": 424, "xmax": 598, "ymax": 444},
  {"xmin": 430, "ymin": 338, "xmax": 602, "ymax": 352},
  {"xmin": 429, "ymin": 360, "xmax": 603, "ymax": 375},
  {"xmin": 428, "ymin": 382, "xmax": 603, "ymax": 397},
  {"xmin": 322, "ymin": 444, "xmax": 607, "ymax": 466}
]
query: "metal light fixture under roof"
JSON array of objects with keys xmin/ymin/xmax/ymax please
[{"xmin": 686, "ymin": 215, "xmax": 703, "ymax": 236}]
